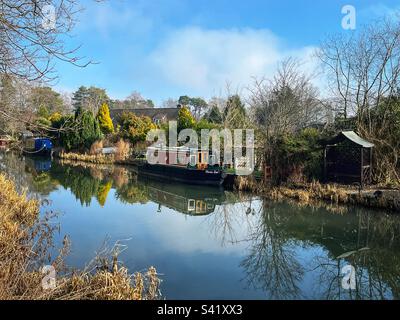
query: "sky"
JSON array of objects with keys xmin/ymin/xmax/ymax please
[{"xmin": 54, "ymin": 0, "xmax": 400, "ymax": 105}]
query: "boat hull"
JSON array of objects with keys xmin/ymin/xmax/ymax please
[{"xmin": 135, "ymin": 163, "xmax": 225, "ymax": 186}]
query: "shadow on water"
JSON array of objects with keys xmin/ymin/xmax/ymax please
[{"xmin": 1, "ymin": 151, "xmax": 399, "ymax": 300}]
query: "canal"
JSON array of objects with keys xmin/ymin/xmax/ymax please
[{"xmin": 0, "ymin": 152, "xmax": 399, "ymax": 300}]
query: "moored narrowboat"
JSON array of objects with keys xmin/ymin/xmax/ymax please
[
  {"xmin": 23, "ymin": 137, "xmax": 53, "ymax": 156},
  {"xmin": 136, "ymin": 147, "xmax": 226, "ymax": 186}
]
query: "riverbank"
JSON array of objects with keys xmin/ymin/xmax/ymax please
[
  {"xmin": 230, "ymin": 175, "xmax": 400, "ymax": 212},
  {"xmin": 55, "ymin": 151, "xmax": 400, "ymax": 212},
  {"xmin": 264, "ymin": 181, "xmax": 400, "ymax": 212},
  {"xmin": 0, "ymin": 173, "xmax": 160, "ymax": 300}
]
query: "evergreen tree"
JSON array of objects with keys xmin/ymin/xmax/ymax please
[
  {"xmin": 97, "ymin": 103, "xmax": 114, "ymax": 134},
  {"xmin": 61, "ymin": 109, "xmax": 103, "ymax": 151},
  {"xmin": 72, "ymin": 86, "xmax": 89, "ymax": 111},
  {"xmin": 206, "ymin": 105, "xmax": 223, "ymax": 124},
  {"xmin": 178, "ymin": 106, "xmax": 196, "ymax": 131}
]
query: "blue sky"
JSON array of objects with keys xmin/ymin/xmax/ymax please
[{"xmin": 55, "ymin": 0, "xmax": 400, "ymax": 104}]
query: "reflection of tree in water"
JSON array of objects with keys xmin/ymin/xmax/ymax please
[
  {"xmin": 311, "ymin": 209, "xmax": 400, "ymax": 300},
  {"xmin": 208, "ymin": 196, "xmax": 400, "ymax": 300},
  {"xmin": 204, "ymin": 193, "xmax": 257, "ymax": 246},
  {"xmin": 115, "ymin": 182, "xmax": 149, "ymax": 205},
  {"xmin": 49, "ymin": 163, "xmax": 121, "ymax": 207},
  {"xmin": 205, "ymin": 196, "xmax": 304, "ymax": 299},
  {"xmin": 240, "ymin": 201, "xmax": 304, "ymax": 299}
]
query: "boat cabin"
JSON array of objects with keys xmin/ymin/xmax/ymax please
[
  {"xmin": 24, "ymin": 137, "xmax": 53, "ymax": 156},
  {"xmin": 148, "ymin": 146, "xmax": 219, "ymax": 170}
]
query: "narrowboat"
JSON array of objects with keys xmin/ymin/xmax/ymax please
[
  {"xmin": 136, "ymin": 177, "xmax": 226, "ymax": 216},
  {"xmin": 135, "ymin": 147, "xmax": 226, "ymax": 186},
  {"xmin": 24, "ymin": 137, "xmax": 53, "ymax": 156}
]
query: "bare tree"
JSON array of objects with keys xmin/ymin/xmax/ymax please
[
  {"xmin": 162, "ymin": 98, "xmax": 178, "ymax": 109},
  {"xmin": 317, "ymin": 17, "xmax": 400, "ymax": 183},
  {"xmin": 248, "ymin": 58, "xmax": 324, "ymax": 140},
  {"xmin": 0, "ymin": 1, "xmax": 100, "ymax": 140},
  {"xmin": 317, "ymin": 17, "xmax": 400, "ymax": 125},
  {"xmin": 0, "ymin": 0, "xmax": 92, "ymax": 82}
]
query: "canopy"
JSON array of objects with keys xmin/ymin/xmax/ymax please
[{"xmin": 327, "ymin": 131, "xmax": 374, "ymax": 148}]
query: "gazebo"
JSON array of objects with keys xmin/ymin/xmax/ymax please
[{"xmin": 324, "ymin": 131, "xmax": 374, "ymax": 187}]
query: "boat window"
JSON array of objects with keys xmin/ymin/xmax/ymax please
[{"xmin": 188, "ymin": 199, "xmax": 195, "ymax": 211}]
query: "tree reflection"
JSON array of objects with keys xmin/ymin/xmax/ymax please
[
  {"xmin": 311, "ymin": 209, "xmax": 400, "ymax": 300},
  {"xmin": 209, "ymin": 196, "xmax": 400, "ymax": 300},
  {"xmin": 240, "ymin": 201, "xmax": 304, "ymax": 299},
  {"xmin": 205, "ymin": 193, "xmax": 257, "ymax": 246}
]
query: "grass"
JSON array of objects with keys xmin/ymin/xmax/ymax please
[{"xmin": 0, "ymin": 173, "xmax": 160, "ymax": 300}]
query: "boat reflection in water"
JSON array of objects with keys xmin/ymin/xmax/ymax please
[
  {"xmin": 1, "ymin": 152, "xmax": 399, "ymax": 300},
  {"xmin": 30, "ymin": 158, "xmax": 228, "ymax": 215},
  {"xmin": 142, "ymin": 179, "xmax": 225, "ymax": 216},
  {"xmin": 24, "ymin": 156, "xmax": 52, "ymax": 174}
]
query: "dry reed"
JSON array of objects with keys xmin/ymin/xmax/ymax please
[{"xmin": 0, "ymin": 173, "xmax": 161, "ymax": 300}]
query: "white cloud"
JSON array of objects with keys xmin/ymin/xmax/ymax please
[
  {"xmin": 147, "ymin": 27, "xmax": 318, "ymax": 98},
  {"xmin": 77, "ymin": 1, "xmax": 153, "ymax": 39},
  {"xmin": 359, "ymin": 4, "xmax": 400, "ymax": 20}
]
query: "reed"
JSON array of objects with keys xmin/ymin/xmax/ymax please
[
  {"xmin": 59, "ymin": 151, "xmax": 115, "ymax": 164},
  {"xmin": 0, "ymin": 173, "xmax": 160, "ymax": 300}
]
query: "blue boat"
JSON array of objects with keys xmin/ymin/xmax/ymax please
[{"xmin": 24, "ymin": 138, "xmax": 53, "ymax": 156}]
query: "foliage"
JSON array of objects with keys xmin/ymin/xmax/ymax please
[
  {"xmin": 60, "ymin": 109, "xmax": 103, "ymax": 151},
  {"xmin": 361, "ymin": 95, "xmax": 400, "ymax": 184},
  {"xmin": 177, "ymin": 106, "xmax": 196, "ymax": 131},
  {"xmin": 48, "ymin": 112, "xmax": 63, "ymax": 126},
  {"xmin": 224, "ymin": 95, "xmax": 245, "ymax": 119},
  {"xmin": 119, "ymin": 112, "xmax": 157, "ymax": 144},
  {"xmin": 267, "ymin": 128, "xmax": 324, "ymax": 185},
  {"xmin": 178, "ymin": 95, "xmax": 208, "ymax": 118},
  {"xmin": 35, "ymin": 116, "xmax": 52, "ymax": 128},
  {"xmin": 111, "ymin": 92, "xmax": 155, "ymax": 109},
  {"xmin": 97, "ymin": 103, "xmax": 114, "ymax": 134},
  {"xmin": 195, "ymin": 118, "xmax": 219, "ymax": 135},
  {"xmin": 31, "ymin": 87, "xmax": 64, "ymax": 115},
  {"xmin": 223, "ymin": 95, "xmax": 249, "ymax": 129},
  {"xmin": 205, "ymin": 105, "xmax": 223, "ymax": 124},
  {"xmin": 37, "ymin": 105, "xmax": 50, "ymax": 118},
  {"xmin": 73, "ymin": 86, "xmax": 109, "ymax": 114},
  {"xmin": 116, "ymin": 183, "xmax": 149, "ymax": 204},
  {"xmin": 96, "ymin": 181, "xmax": 113, "ymax": 207}
]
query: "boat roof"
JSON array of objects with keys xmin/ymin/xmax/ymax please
[
  {"xmin": 328, "ymin": 131, "xmax": 374, "ymax": 148},
  {"xmin": 147, "ymin": 146, "xmax": 210, "ymax": 152}
]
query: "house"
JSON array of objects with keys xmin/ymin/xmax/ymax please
[{"xmin": 109, "ymin": 107, "xmax": 181, "ymax": 126}]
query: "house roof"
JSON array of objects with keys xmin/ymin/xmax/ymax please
[
  {"xmin": 328, "ymin": 131, "xmax": 375, "ymax": 148},
  {"xmin": 109, "ymin": 107, "xmax": 180, "ymax": 123}
]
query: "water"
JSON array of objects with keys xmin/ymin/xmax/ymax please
[{"xmin": 1, "ymin": 152, "xmax": 399, "ymax": 300}]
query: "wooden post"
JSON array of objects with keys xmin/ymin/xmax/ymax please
[
  {"xmin": 324, "ymin": 146, "xmax": 328, "ymax": 183},
  {"xmin": 360, "ymin": 147, "xmax": 364, "ymax": 189},
  {"xmin": 370, "ymin": 147, "xmax": 373, "ymax": 184}
]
